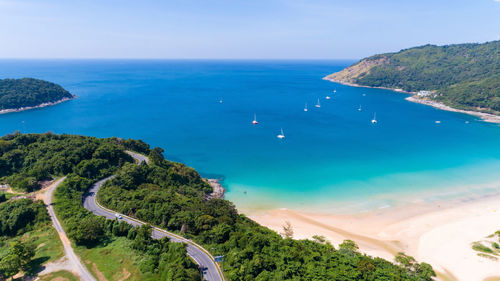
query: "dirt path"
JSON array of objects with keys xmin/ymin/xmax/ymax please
[{"xmin": 40, "ymin": 177, "xmax": 97, "ymax": 281}]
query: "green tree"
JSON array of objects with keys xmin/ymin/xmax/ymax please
[{"xmin": 0, "ymin": 241, "xmax": 36, "ymax": 278}]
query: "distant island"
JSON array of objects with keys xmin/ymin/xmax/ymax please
[
  {"xmin": 0, "ymin": 78, "xmax": 75, "ymax": 114},
  {"xmin": 325, "ymin": 40, "xmax": 500, "ymax": 122}
]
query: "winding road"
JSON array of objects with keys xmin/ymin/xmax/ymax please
[{"xmin": 83, "ymin": 152, "xmax": 225, "ymax": 281}]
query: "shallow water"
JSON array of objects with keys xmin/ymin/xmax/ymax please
[{"xmin": 1, "ymin": 59, "xmax": 499, "ymax": 213}]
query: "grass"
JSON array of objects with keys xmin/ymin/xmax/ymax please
[
  {"xmin": 0, "ymin": 224, "xmax": 64, "ymax": 271},
  {"xmin": 39, "ymin": 270, "xmax": 79, "ymax": 281},
  {"xmin": 472, "ymin": 242, "xmax": 495, "ymax": 254},
  {"xmin": 74, "ymin": 236, "xmax": 145, "ymax": 281},
  {"xmin": 477, "ymin": 253, "xmax": 498, "ymax": 261}
]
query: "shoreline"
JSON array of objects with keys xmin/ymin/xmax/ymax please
[
  {"xmin": 206, "ymin": 179, "xmax": 225, "ymax": 199},
  {"xmin": 249, "ymin": 193, "xmax": 500, "ymax": 281},
  {"xmin": 0, "ymin": 96, "xmax": 76, "ymax": 115},
  {"xmin": 323, "ymin": 77, "xmax": 500, "ymax": 124}
]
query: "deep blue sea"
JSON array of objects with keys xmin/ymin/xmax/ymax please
[{"xmin": 1, "ymin": 60, "xmax": 500, "ymax": 213}]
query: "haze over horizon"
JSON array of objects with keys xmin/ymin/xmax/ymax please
[{"xmin": 1, "ymin": 0, "xmax": 499, "ymax": 59}]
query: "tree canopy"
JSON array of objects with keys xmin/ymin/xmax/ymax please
[
  {"xmin": 0, "ymin": 78, "xmax": 74, "ymax": 110},
  {"xmin": 329, "ymin": 40, "xmax": 500, "ymax": 113}
]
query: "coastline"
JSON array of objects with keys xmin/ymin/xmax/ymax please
[
  {"xmin": 406, "ymin": 96, "xmax": 500, "ymax": 124},
  {"xmin": 0, "ymin": 96, "xmax": 76, "ymax": 115},
  {"xmin": 206, "ymin": 179, "xmax": 225, "ymax": 199},
  {"xmin": 249, "ymin": 194, "xmax": 500, "ymax": 281},
  {"xmin": 323, "ymin": 77, "xmax": 500, "ymax": 124}
]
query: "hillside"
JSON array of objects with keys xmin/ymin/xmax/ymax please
[
  {"xmin": 0, "ymin": 78, "xmax": 74, "ymax": 112},
  {"xmin": 0, "ymin": 132, "xmax": 435, "ymax": 280},
  {"xmin": 325, "ymin": 40, "xmax": 500, "ymax": 114}
]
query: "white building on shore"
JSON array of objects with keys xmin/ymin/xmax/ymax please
[{"xmin": 417, "ymin": 90, "xmax": 432, "ymax": 97}]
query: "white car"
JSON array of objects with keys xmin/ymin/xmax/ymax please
[{"xmin": 114, "ymin": 213, "xmax": 122, "ymax": 219}]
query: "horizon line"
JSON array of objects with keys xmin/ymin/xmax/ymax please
[{"xmin": 0, "ymin": 57, "xmax": 359, "ymax": 61}]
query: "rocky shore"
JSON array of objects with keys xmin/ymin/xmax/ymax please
[
  {"xmin": 0, "ymin": 96, "xmax": 76, "ymax": 115},
  {"xmin": 206, "ymin": 179, "xmax": 225, "ymax": 199}
]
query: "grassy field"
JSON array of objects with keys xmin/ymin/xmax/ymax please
[
  {"xmin": 39, "ymin": 270, "xmax": 79, "ymax": 281},
  {"xmin": 75, "ymin": 237, "xmax": 146, "ymax": 281},
  {"xmin": 0, "ymin": 224, "xmax": 64, "ymax": 271}
]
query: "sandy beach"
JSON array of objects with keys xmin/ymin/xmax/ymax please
[
  {"xmin": 250, "ymin": 196, "xmax": 500, "ymax": 281},
  {"xmin": 323, "ymin": 77, "xmax": 500, "ymax": 125}
]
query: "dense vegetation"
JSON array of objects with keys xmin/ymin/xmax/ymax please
[
  {"xmin": 100, "ymin": 148, "xmax": 435, "ymax": 280},
  {"xmin": 0, "ymin": 132, "xmax": 132, "ymax": 191},
  {"xmin": 0, "ymin": 199, "xmax": 52, "ymax": 279},
  {"xmin": 328, "ymin": 40, "xmax": 500, "ymax": 113},
  {"xmin": 0, "ymin": 78, "xmax": 74, "ymax": 110},
  {"xmin": 0, "ymin": 133, "xmax": 200, "ymax": 280}
]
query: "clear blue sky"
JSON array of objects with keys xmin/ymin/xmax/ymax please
[{"xmin": 1, "ymin": 0, "xmax": 499, "ymax": 59}]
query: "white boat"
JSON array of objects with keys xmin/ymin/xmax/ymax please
[
  {"xmin": 371, "ymin": 113, "xmax": 377, "ymax": 124},
  {"xmin": 315, "ymin": 98, "xmax": 321, "ymax": 108},
  {"xmin": 304, "ymin": 103, "xmax": 308, "ymax": 112},
  {"xmin": 252, "ymin": 113, "xmax": 258, "ymax": 125},
  {"xmin": 435, "ymin": 120, "xmax": 441, "ymax": 124},
  {"xmin": 333, "ymin": 89, "xmax": 337, "ymax": 93},
  {"xmin": 277, "ymin": 128, "xmax": 285, "ymax": 139},
  {"xmin": 358, "ymin": 105, "xmax": 362, "ymax": 112},
  {"xmin": 219, "ymin": 99, "xmax": 223, "ymax": 104},
  {"xmin": 326, "ymin": 95, "xmax": 331, "ymax": 100}
]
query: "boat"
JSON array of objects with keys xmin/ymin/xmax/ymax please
[
  {"xmin": 358, "ymin": 105, "xmax": 362, "ymax": 112},
  {"xmin": 219, "ymin": 99, "xmax": 223, "ymax": 104},
  {"xmin": 252, "ymin": 113, "xmax": 259, "ymax": 125},
  {"xmin": 371, "ymin": 113, "xmax": 377, "ymax": 124},
  {"xmin": 435, "ymin": 120, "xmax": 441, "ymax": 124},
  {"xmin": 315, "ymin": 98, "xmax": 321, "ymax": 108},
  {"xmin": 277, "ymin": 128, "xmax": 285, "ymax": 139},
  {"xmin": 333, "ymin": 89, "xmax": 337, "ymax": 93},
  {"xmin": 304, "ymin": 103, "xmax": 308, "ymax": 112},
  {"xmin": 326, "ymin": 95, "xmax": 331, "ymax": 100}
]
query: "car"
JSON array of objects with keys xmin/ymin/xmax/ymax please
[{"xmin": 114, "ymin": 213, "xmax": 122, "ymax": 219}]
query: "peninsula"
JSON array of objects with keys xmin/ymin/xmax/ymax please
[
  {"xmin": 324, "ymin": 40, "xmax": 500, "ymax": 122},
  {"xmin": 0, "ymin": 78, "xmax": 75, "ymax": 114}
]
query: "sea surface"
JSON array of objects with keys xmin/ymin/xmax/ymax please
[{"xmin": 1, "ymin": 59, "xmax": 500, "ymax": 214}]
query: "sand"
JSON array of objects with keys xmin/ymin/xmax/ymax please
[{"xmin": 250, "ymin": 196, "xmax": 500, "ymax": 281}]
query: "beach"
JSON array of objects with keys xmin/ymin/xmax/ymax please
[
  {"xmin": 250, "ymin": 195, "xmax": 500, "ymax": 281},
  {"xmin": 323, "ymin": 76, "xmax": 500, "ymax": 124}
]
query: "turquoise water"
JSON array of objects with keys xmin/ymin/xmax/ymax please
[{"xmin": 1, "ymin": 59, "xmax": 500, "ymax": 213}]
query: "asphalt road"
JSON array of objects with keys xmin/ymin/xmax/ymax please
[
  {"xmin": 82, "ymin": 152, "xmax": 225, "ymax": 281},
  {"xmin": 45, "ymin": 177, "xmax": 97, "ymax": 281}
]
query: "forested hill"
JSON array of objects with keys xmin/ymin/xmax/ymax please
[
  {"xmin": 0, "ymin": 78, "xmax": 74, "ymax": 111},
  {"xmin": 325, "ymin": 40, "xmax": 500, "ymax": 113}
]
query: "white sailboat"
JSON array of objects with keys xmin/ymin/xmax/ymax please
[
  {"xmin": 304, "ymin": 103, "xmax": 308, "ymax": 112},
  {"xmin": 252, "ymin": 113, "xmax": 258, "ymax": 125},
  {"xmin": 358, "ymin": 105, "xmax": 362, "ymax": 112},
  {"xmin": 371, "ymin": 113, "xmax": 377, "ymax": 124},
  {"xmin": 315, "ymin": 98, "xmax": 321, "ymax": 108},
  {"xmin": 277, "ymin": 128, "xmax": 285, "ymax": 139}
]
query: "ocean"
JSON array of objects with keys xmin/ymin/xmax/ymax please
[{"xmin": 1, "ymin": 59, "xmax": 500, "ymax": 214}]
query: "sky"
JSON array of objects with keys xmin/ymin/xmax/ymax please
[{"xmin": 0, "ymin": 0, "xmax": 499, "ymax": 59}]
